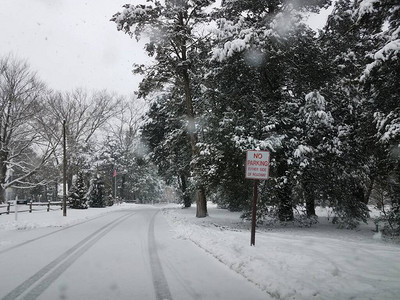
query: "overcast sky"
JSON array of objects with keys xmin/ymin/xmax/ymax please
[
  {"xmin": 0, "ymin": 1, "xmax": 331, "ymax": 97},
  {"xmin": 0, "ymin": 0, "xmax": 148, "ymax": 96}
]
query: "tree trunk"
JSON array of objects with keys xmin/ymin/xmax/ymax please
[
  {"xmin": 182, "ymin": 70, "xmax": 207, "ymax": 217},
  {"xmin": 353, "ymin": 183, "xmax": 367, "ymax": 204},
  {"xmin": 303, "ymin": 173, "xmax": 316, "ymax": 217},
  {"xmin": 305, "ymin": 196, "xmax": 316, "ymax": 218},
  {"xmin": 0, "ymin": 186, "xmax": 5, "ymax": 204},
  {"xmin": 0, "ymin": 150, "xmax": 9, "ymax": 203},
  {"xmin": 180, "ymin": 173, "xmax": 191, "ymax": 208},
  {"xmin": 196, "ymin": 187, "xmax": 207, "ymax": 218},
  {"xmin": 365, "ymin": 177, "xmax": 375, "ymax": 205},
  {"xmin": 179, "ymin": 18, "xmax": 207, "ymax": 217},
  {"xmin": 120, "ymin": 174, "xmax": 126, "ymax": 201},
  {"xmin": 276, "ymin": 157, "xmax": 293, "ymax": 222},
  {"xmin": 278, "ymin": 185, "xmax": 294, "ymax": 222}
]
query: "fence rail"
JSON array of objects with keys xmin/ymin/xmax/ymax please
[{"xmin": 0, "ymin": 201, "xmax": 69, "ymax": 215}]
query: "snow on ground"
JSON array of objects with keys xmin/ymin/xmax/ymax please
[
  {"xmin": 0, "ymin": 203, "xmax": 141, "ymax": 231},
  {"xmin": 162, "ymin": 203, "xmax": 400, "ymax": 300},
  {"xmin": 1, "ymin": 202, "xmax": 399, "ymax": 299}
]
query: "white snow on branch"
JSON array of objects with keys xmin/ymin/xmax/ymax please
[
  {"xmin": 212, "ymin": 31, "xmax": 254, "ymax": 61},
  {"xmin": 294, "ymin": 145, "xmax": 313, "ymax": 158},
  {"xmin": 355, "ymin": 0, "xmax": 379, "ymax": 20},
  {"xmin": 361, "ymin": 39, "xmax": 400, "ymax": 81},
  {"xmin": 305, "ymin": 90, "xmax": 326, "ymax": 110},
  {"xmin": 374, "ymin": 39, "xmax": 400, "ymax": 60},
  {"xmin": 374, "ymin": 111, "xmax": 400, "ymax": 143},
  {"xmin": 113, "ymin": 4, "xmax": 155, "ymax": 32},
  {"xmin": 304, "ymin": 91, "xmax": 334, "ymax": 127}
]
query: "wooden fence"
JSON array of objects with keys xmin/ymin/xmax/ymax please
[{"xmin": 0, "ymin": 201, "xmax": 69, "ymax": 215}]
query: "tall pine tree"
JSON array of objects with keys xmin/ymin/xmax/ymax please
[
  {"xmin": 68, "ymin": 171, "xmax": 88, "ymax": 209},
  {"xmin": 88, "ymin": 174, "xmax": 106, "ymax": 208},
  {"xmin": 111, "ymin": 0, "xmax": 216, "ymax": 217}
]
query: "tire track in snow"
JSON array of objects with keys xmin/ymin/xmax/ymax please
[
  {"xmin": 0, "ymin": 210, "xmax": 125, "ymax": 255},
  {"xmin": 148, "ymin": 210, "xmax": 173, "ymax": 300},
  {"xmin": 2, "ymin": 211, "xmax": 136, "ymax": 300}
]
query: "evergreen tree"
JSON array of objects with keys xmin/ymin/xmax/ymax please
[
  {"xmin": 68, "ymin": 171, "xmax": 88, "ymax": 209},
  {"xmin": 88, "ymin": 174, "xmax": 106, "ymax": 208},
  {"xmin": 141, "ymin": 94, "xmax": 193, "ymax": 207},
  {"xmin": 206, "ymin": 0, "xmax": 330, "ymax": 221},
  {"xmin": 318, "ymin": 0, "xmax": 400, "ymax": 228},
  {"xmin": 292, "ymin": 91, "xmax": 336, "ymax": 218},
  {"xmin": 98, "ymin": 110, "xmax": 166, "ymax": 205},
  {"xmin": 353, "ymin": 0, "xmax": 400, "ymax": 234},
  {"xmin": 112, "ymin": 0, "xmax": 215, "ymax": 217}
]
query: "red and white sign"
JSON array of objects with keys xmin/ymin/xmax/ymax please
[{"xmin": 245, "ymin": 150, "xmax": 270, "ymax": 180}]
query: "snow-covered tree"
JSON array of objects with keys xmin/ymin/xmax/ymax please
[
  {"xmin": 291, "ymin": 91, "xmax": 336, "ymax": 218},
  {"xmin": 43, "ymin": 89, "xmax": 119, "ymax": 188},
  {"xmin": 0, "ymin": 55, "xmax": 55, "ymax": 203},
  {"xmin": 97, "ymin": 97, "xmax": 165, "ymax": 204},
  {"xmin": 317, "ymin": 0, "xmax": 399, "ymax": 228},
  {"xmin": 68, "ymin": 171, "xmax": 88, "ymax": 209},
  {"xmin": 203, "ymin": 0, "xmax": 331, "ymax": 220},
  {"xmin": 111, "ymin": 0, "xmax": 216, "ymax": 217},
  {"xmin": 141, "ymin": 93, "xmax": 193, "ymax": 207},
  {"xmin": 353, "ymin": 0, "xmax": 400, "ymax": 234},
  {"xmin": 88, "ymin": 174, "xmax": 106, "ymax": 208}
]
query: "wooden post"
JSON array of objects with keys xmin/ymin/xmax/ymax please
[
  {"xmin": 15, "ymin": 196, "xmax": 18, "ymax": 221},
  {"xmin": 29, "ymin": 201, "xmax": 33, "ymax": 213},
  {"xmin": 7, "ymin": 202, "xmax": 10, "ymax": 214},
  {"xmin": 250, "ymin": 180, "xmax": 258, "ymax": 246},
  {"xmin": 47, "ymin": 201, "xmax": 50, "ymax": 212}
]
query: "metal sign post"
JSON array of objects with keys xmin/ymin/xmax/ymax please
[
  {"xmin": 245, "ymin": 150, "xmax": 270, "ymax": 246},
  {"xmin": 250, "ymin": 180, "xmax": 258, "ymax": 246}
]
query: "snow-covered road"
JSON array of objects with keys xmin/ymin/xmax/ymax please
[{"xmin": 0, "ymin": 207, "xmax": 268, "ymax": 300}]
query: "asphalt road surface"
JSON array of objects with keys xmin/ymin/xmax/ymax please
[{"xmin": 0, "ymin": 207, "xmax": 268, "ymax": 300}]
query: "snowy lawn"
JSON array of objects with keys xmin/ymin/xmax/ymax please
[
  {"xmin": 0, "ymin": 203, "xmax": 136, "ymax": 231},
  {"xmin": 162, "ymin": 203, "xmax": 400, "ymax": 300}
]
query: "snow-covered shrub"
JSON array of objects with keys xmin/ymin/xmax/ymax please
[
  {"xmin": 87, "ymin": 174, "xmax": 106, "ymax": 208},
  {"xmin": 293, "ymin": 206, "xmax": 319, "ymax": 228},
  {"xmin": 375, "ymin": 171, "xmax": 400, "ymax": 237},
  {"xmin": 68, "ymin": 171, "xmax": 88, "ymax": 209},
  {"xmin": 375, "ymin": 207, "xmax": 400, "ymax": 237},
  {"xmin": 331, "ymin": 198, "xmax": 370, "ymax": 229},
  {"xmin": 106, "ymin": 195, "xmax": 114, "ymax": 207}
]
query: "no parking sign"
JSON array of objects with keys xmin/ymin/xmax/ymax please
[
  {"xmin": 246, "ymin": 150, "xmax": 270, "ymax": 246},
  {"xmin": 245, "ymin": 150, "xmax": 270, "ymax": 180}
]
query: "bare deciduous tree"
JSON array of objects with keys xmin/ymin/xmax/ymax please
[
  {"xmin": 0, "ymin": 55, "xmax": 55, "ymax": 203},
  {"xmin": 43, "ymin": 88, "xmax": 119, "ymax": 186}
]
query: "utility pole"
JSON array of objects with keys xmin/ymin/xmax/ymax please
[{"xmin": 63, "ymin": 120, "xmax": 67, "ymax": 217}]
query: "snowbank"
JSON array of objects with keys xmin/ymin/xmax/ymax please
[{"xmin": 162, "ymin": 203, "xmax": 400, "ymax": 300}]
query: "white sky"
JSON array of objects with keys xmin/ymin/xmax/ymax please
[
  {"xmin": 0, "ymin": 1, "xmax": 332, "ymax": 97},
  {"xmin": 0, "ymin": 0, "xmax": 148, "ymax": 96}
]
